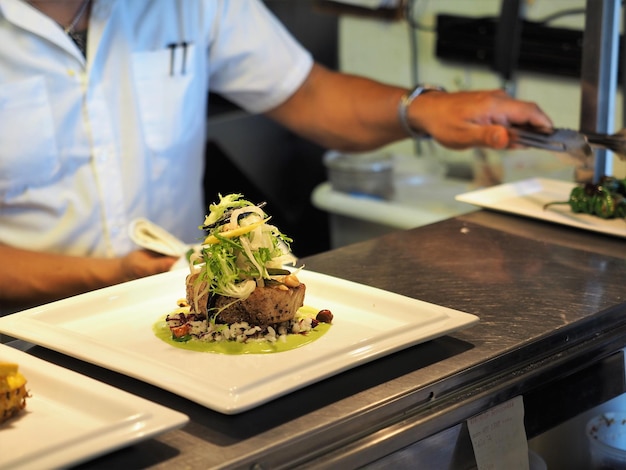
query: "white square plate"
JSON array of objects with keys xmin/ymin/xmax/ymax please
[
  {"xmin": 0, "ymin": 269, "xmax": 478, "ymax": 414},
  {"xmin": 456, "ymin": 178, "xmax": 626, "ymax": 238},
  {"xmin": 0, "ymin": 343, "xmax": 188, "ymax": 470}
]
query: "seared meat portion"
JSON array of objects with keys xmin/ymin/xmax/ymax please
[
  {"xmin": 185, "ymin": 272, "xmax": 306, "ymax": 327},
  {"xmin": 215, "ymin": 283, "xmax": 305, "ymax": 326}
]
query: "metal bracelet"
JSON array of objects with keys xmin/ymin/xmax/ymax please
[{"xmin": 398, "ymin": 84, "xmax": 446, "ymax": 139}]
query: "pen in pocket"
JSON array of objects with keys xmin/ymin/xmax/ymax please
[{"xmin": 166, "ymin": 42, "xmax": 191, "ymax": 76}]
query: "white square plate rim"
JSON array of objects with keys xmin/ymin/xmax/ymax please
[
  {"xmin": 0, "ymin": 269, "xmax": 479, "ymax": 414},
  {"xmin": 0, "ymin": 343, "xmax": 188, "ymax": 470},
  {"xmin": 455, "ymin": 177, "xmax": 626, "ymax": 238}
]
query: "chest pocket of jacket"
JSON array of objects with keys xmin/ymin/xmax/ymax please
[
  {"xmin": 0, "ymin": 76, "xmax": 60, "ymax": 198},
  {"xmin": 132, "ymin": 44, "xmax": 201, "ymax": 153}
]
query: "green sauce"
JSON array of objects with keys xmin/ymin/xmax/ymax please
[{"xmin": 153, "ymin": 305, "xmax": 331, "ymax": 354}]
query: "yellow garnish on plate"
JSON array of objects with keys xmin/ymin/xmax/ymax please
[
  {"xmin": 0, "ymin": 361, "xmax": 29, "ymax": 425},
  {"xmin": 202, "ymin": 218, "xmax": 269, "ymax": 245}
]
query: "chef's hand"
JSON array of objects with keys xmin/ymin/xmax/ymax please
[
  {"xmin": 120, "ymin": 249, "xmax": 178, "ymax": 282},
  {"xmin": 409, "ymin": 89, "xmax": 553, "ymax": 151}
]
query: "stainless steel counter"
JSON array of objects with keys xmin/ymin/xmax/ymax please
[{"xmin": 13, "ymin": 209, "xmax": 626, "ymax": 469}]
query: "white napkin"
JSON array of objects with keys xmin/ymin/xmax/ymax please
[{"xmin": 128, "ymin": 218, "xmax": 190, "ymax": 258}]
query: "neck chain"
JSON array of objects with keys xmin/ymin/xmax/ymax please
[
  {"xmin": 29, "ymin": 0, "xmax": 91, "ymax": 34},
  {"xmin": 64, "ymin": 0, "xmax": 91, "ymax": 34},
  {"xmin": 29, "ymin": 0, "xmax": 91, "ymax": 56}
]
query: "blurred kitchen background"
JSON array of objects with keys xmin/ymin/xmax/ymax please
[{"xmin": 205, "ymin": 0, "xmax": 626, "ymax": 256}]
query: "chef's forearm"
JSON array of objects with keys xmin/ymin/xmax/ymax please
[
  {"xmin": 0, "ymin": 244, "xmax": 129, "ymax": 309},
  {"xmin": 265, "ymin": 63, "xmax": 409, "ymax": 152}
]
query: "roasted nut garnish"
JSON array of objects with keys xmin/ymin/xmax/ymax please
[{"xmin": 316, "ymin": 309, "xmax": 333, "ymax": 323}]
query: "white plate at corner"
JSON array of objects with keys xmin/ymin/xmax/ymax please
[
  {"xmin": 0, "ymin": 344, "xmax": 188, "ymax": 470},
  {"xmin": 455, "ymin": 177, "xmax": 626, "ymax": 238},
  {"xmin": 0, "ymin": 269, "xmax": 479, "ymax": 415}
]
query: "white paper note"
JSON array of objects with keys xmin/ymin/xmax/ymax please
[{"xmin": 468, "ymin": 396, "xmax": 529, "ymax": 470}]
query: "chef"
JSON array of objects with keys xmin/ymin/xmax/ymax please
[{"xmin": 0, "ymin": 0, "xmax": 552, "ymax": 312}]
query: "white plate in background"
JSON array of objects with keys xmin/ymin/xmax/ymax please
[
  {"xmin": 456, "ymin": 178, "xmax": 626, "ymax": 238},
  {"xmin": 0, "ymin": 343, "xmax": 188, "ymax": 470}
]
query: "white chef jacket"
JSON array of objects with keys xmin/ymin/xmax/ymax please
[{"xmin": 0, "ymin": 0, "xmax": 313, "ymax": 257}]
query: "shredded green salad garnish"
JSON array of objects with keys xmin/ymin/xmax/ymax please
[{"xmin": 188, "ymin": 194, "xmax": 299, "ymax": 302}]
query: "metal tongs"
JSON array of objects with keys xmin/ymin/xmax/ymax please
[{"xmin": 508, "ymin": 125, "xmax": 626, "ymax": 163}]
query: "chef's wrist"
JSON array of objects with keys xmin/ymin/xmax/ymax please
[{"xmin": 398, "ymin": 84, "xmax": 446, "ymax": 139}]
